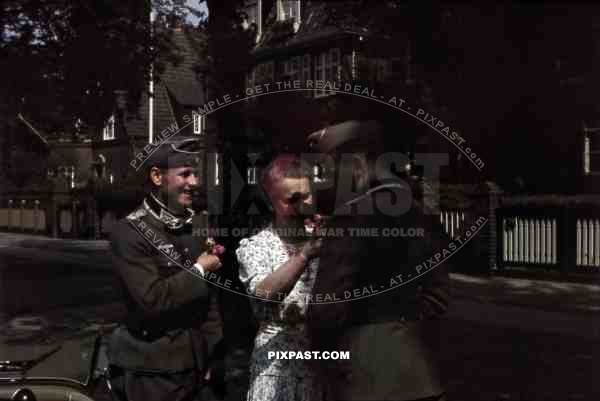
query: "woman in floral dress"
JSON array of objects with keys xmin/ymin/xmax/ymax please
[{"xmin": 236, "ymin": 155, "xmax": 325, "ymax": 401}]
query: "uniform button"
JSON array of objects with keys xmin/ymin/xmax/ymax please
[{"xmin": 142, "ymin": 330, "xmax": 148, "ymax": 337}]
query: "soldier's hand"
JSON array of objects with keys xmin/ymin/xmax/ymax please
[{"xmin": 197, "ymin": 253, "xmax": 222, "ymax": 272}]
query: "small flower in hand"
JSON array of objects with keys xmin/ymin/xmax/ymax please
[
  {"xmin": 203, "ymin": 237, "xmax": 225, "ymax": 256},
  {"xmin": 211, "ymin": 244, "xmax": 226, "ymax": 256},
  {"xmin": 304, "ymin": 214, "xmax": 324, "ymax": 235}
]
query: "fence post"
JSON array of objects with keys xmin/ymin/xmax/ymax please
[
  {"xmin": 34, "ymin": 200, "xmax": 39, "ymax": 233},
  {"xmin": 470, "ymin": 182, "xmax": 502, "ymax": 273},
  {"xmin": 50, "ymin": 197, "xmax": 58, "ymax": 238},
  {"xmin": 486, "ymin": 182, "xmax": 502, "ymax": 271},
  {"xmin": 496, "ymin": 204, "xmax": 504, "ymax": 271},
  {"xmin": 20, "ymin": 199, "xmax": 26, "ymax": 232},
  {"xmin": 8, "ymin": 199, "xmax": 13, "ymax": 230},
  {"xmin": 559, "ymin": 205, "xmax": 576, "ymax": 273}
]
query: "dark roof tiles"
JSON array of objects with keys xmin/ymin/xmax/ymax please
[{"xmin": 122, "ymin": 27, "xmax": 206, "ymax": 141}]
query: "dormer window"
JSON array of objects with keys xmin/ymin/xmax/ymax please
[
  {"xmin": 194, "ymin": 113, "xmax": 206, "ymax": 135},
  {"xmin": 278, "ymin": 0, "xmax": 299, "ymax": 20},
  {"xmin": 277, "ymin": 0, "xmax": 300, "ymax": 30},
  {"xmin": 103, "ymin": 115, "xmax": 115, "ymax": 140}
]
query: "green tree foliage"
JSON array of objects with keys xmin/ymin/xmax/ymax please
[{"xmin": 0, "ymin": 0, "xmax": 204, "ymax": 131}]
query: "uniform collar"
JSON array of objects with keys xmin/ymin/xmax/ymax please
[{"xmin": 143, "ymin": 192, "xmax": 195, "ymax": 231}]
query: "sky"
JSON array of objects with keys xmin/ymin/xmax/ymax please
[{"xmin": 185, "ymin": 0, "xmax": 208, "ymax": 26}]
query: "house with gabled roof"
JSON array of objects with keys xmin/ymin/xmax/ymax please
[
  {"xmin": 236, "ymin": 1, "xmax": 484, "ymax": 187},
  {"xmin": 96, "ymin": 24, "xmax": 212, "ymax": 188},
  {"xmin": 0, "ymin": 25, "xmax": 215, "ymax": 238},
  {"xmin": 236, "ymin": 1, "xmax": 422, "ymax": 179}
]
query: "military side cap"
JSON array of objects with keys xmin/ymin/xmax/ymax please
[
  {"xmin": 147, "ymin": 137, "xmax": 202, "ymax": 169},
  {"xmin": 306, "ymin": 120, "xmax": 383, "ymax": 154}
]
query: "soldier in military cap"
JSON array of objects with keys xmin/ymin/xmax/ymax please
[
  {"xmin": 306, "ymin": 120, "xmax": 450, "ymax": 401},
  {"xmin": 107, "ymin": 137, "xmax": 254, "ymax": 401}
]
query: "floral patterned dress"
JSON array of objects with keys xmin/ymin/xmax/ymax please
[{"xmin": 236, "ymin": 225, "xmax": 326, "ymax": 401}]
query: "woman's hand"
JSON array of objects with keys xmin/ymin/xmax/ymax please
[{"xmin": 300, "ymin": 235, "xmax": 322, "ymax": 260}]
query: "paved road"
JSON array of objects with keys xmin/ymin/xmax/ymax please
[
  {"xmin": 0, "ymin": 240, "xmax": 599, "ymax": 400},
  {"xmin": 0, "ymin": 246, "xmax": 116, "ymax": 318},
  {"xmin": 439, "ymin": 315, "xmax": 599, "ymax": 401}
]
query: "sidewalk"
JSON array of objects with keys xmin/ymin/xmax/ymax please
[{"xmin": 450, "ymin": 272, "xmax": 600, "ymax": 315}]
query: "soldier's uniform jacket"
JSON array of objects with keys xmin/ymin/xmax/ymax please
[
  {"xmin": 305, "ymin": 119, "xmax": 451, "ymax": 399},
  {"xmin": 108, "ymin": 192, "xmax": 220, "ymax": 374},
  {"xmin": 307, "ymin": 182, "xmax": 451, "ymax": 400}
]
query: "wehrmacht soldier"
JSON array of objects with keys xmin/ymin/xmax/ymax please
[
  {"xmin": 107, "ymin": 137, "xmax": 254, "ymax": 401},
  {"xmin": 306, "ymin": 121, "xmax": 451, "ymax": 401}
]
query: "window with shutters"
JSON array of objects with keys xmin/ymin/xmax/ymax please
[{"xmin": 277, "ymin": 0, "xmax": 300, "ymax": 23}]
